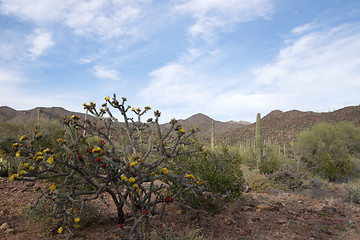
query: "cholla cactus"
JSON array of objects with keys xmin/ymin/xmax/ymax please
[{"xmin": 10, "ymin": 94, "xmax": 202, "ymax": 240}]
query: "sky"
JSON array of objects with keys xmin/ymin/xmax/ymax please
[{"xmin": 0, "ymin": 0, "xmax": 359, "ymax": 123}]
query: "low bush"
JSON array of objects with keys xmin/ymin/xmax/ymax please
[
  {"xmin": 241, "ymin": 165, "xmax": 271, "ymax": 193},
  {"xmin": 269, "ymin": 166, "xmax": 310, "ymax": 192}
]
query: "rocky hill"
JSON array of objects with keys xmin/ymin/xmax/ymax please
[
  {"xmin": 0, "ymin": 106, "xmax": 91, "ymax": 124},
  {"xmin": 1, "ymin": 105, "xmax": 359, "ymax": 145},
  {"xmin": 224, "ymin": 105, "xmax": 360, "ymax": 145}
]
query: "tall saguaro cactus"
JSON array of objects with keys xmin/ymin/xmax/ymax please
[
  {"xmin": 255, "ymin": 113, "xmax": 262, "ymax": 167},
  {"xmin": 36, "ymin": 108, "xmax": 41, "ymax": 130},
  {"xmin": 211, "ymin": 120, "xmax": 215, "ymax": 150}
]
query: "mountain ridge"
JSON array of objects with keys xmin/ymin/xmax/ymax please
[{"xmin": 1, "ymin": 105, "xmax": 359, "ymax": 145}]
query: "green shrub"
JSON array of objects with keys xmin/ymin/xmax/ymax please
[
  {"xmin": 179, "ymin": 143, "xmax": 244, "ymax": 199},
  {"xmin": 269, "ymin": 166, "xmax": 310, "ymax": 192},
  {"xmin": 295, "ymin": 122, "xmax": 360, "ymax": 181},
  {"xmin": 259, "ymin": 145, "xmax": 285, "ymax": 174},
  {"xmin": 241, "ymin": 165, "xmax": 271, "ymax": 193},
  {"xmin": 347, "ymin": 179, "xmax": 360, "ymax": 204}
]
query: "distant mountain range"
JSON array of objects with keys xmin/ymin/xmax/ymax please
[{"xmin": 1, "ymin": 105, "xmax": 359, "ymax": 145}]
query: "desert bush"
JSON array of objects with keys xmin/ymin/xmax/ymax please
[
  {"xmin": 180, "ymin": 143, "xmax": 244, "ymax": 199},
  {"xmin": 295, "ymin": 122, "xmax": 360, "ymax": 181},
  {"xmin": 241, "ymin": 145, "xmax": 256, "ymax": 168},
  {"xmin": 347, "ymin": 179, "xmax": 360, "ymax": 204},
  {"xmin": 259, "ymin": 145, "xmax": 287, "ymax": 174},
  {"xmin": 9, "ymin": 95, "xmax": 203, "ymax": 240},
  {"xmin": 269, "ymin": 166, "xmax": 310, "ymax": 192},
  {"xmin": 241, "ymin": 165, "xmax": 271, "ymax": 193}
]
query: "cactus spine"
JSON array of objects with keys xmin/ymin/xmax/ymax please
[
  {"xmin": 211, "ymin": 120, "xmax": 215, "ymax": 150},
  {"xmin": 255, "ymin": 113, "xmax": 262, "ymax": 167}
]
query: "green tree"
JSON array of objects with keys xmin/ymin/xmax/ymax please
[{"xmin": 295, "ymin": 122, "xmax": 360, "ymax": 181}]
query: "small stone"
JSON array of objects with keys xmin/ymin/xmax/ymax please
[
  {"xmin": 225, "ymin": 219, "xmax": 232, "ymax": 225},
  {"xmin": 5, "ymin": 228, "xmax": 15, "ymax": 234},
  {"xmin": 0, "ymin": 222, "xmax": 10, "ymax": 230},
  {"xmin": 277, "ymin": 219, "xmax": 287, "ymax": 224},
  {"xmin": 176, "ymin": 209, "xmax": 182, "ymax": 215}
]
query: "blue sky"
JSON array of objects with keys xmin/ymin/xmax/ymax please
[{"xmin": 0, "ymin": 0, "xmax": 359, "ymax": 123}]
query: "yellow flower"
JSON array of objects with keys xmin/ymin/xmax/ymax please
[
  {"xmin": 151, "ymin": 172, "xmax": 158, "ymax": 176},
  {"xmin": 74, "ymin": 217, "xmax": 80, "ymax": 223},
  {"xmin": 179, "ymin": 128, "xmax": 185, "ymax": 134},
  {"xmin": 132, "ymin": 184, "xmax": 139, "ymax": 189},
  {"xmin": 57, "ymin": 227, "xmax": 63, "ymax": 234},
  {"xmin": 20, "ymin": 170, "xmax": 26, "ymax": 175},
  {"xmin": 23, "ymin": 163, "xmax": 29, "ymax": 168},
  {"xmin": 12, "ymin": 143, "xmax": 19, "ymax": 147},
  {"xmin": 105, "ymin": 96, "xmax": 110, "ymax": 101},
  {"xmin": 35, "ymin": 156, "xmax": 44, "ymax": 161},
  {"xmin": 16, "ymin": 152, "xmax": 20, "ymax": 157},
  {"xmin": 43, "ymin": 148, "xmax": 50, "ymax": 153},
  {"xmin": 161, "ymin": 168, "xmax": 169, "ymax": 175},
  {"xmin": 129, "ymin": 161, "xmax": 138, "ymax": 167},
  {"xmin": 20, "ymin": 135, "xmax": 27, "ymax": 141},
  {"xmin": 121, "ymin": 175, "xmax": 127, "ymax": 181},
  {"xmin": 92, "ymin": 147, "xmax": 101, "ymax": 153},
  {"xmin": 128, "ymin": 177, "xmax": 136, "ymax": 183},
  {"xmin": 196, "ymin": 181, "xmax": 200, "ymax": 185},
  {"xmin": 131, "ymin": 107, "xmax": 135, "ymax": 111},
  {"xmin": 9, "ymin": 174, "xmax": 19, "ymax": 181},
  {"xmin": 73, "ymin": 224, "xmax": 81, "ymax": 228},
  {"xmin": 49, "ymin": 184, "xmax": 56, "ymax": 191},
  {"xmin": 29, "ymin": 166, "xmax": 35, "ymax": 171},
  {"xmin": 136, "ymin": 188, "xmax": 140, "ymax": 192},
  {"xmin": 36, "ymin": 151, "xmax": 43, "ymax": 156},
  {"xmin": 186, "ymin": 174, "xmax": 194, "ymax": 179},
  {"xmin": 47, "ymin": 157, "xmax": 54, "ymax": 164},
  {"xmin": 99, "ymin": 108, "xmax": 104, "ymax": 112}
]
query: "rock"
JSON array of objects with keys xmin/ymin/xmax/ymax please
[
  {"xmin": 224, "ymin": 218, "xmax": 232, "ymax": 225},
  {"xmin": 0, "ymin": 222, "xmax": 10, "ymax": 230},
  {"xmin": 5, "ymin": 228, "xmax": 15, "ymax": 234}
]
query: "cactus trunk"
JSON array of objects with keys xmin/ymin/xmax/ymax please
[
  {"xmin": 211, "ymin": 120, "xmax": 215, "ymax": 150},
  {"xmin": 255, "ymin": 113, "xmax": 262, "ymax": 167}
]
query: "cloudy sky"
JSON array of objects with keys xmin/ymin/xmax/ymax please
[{"xmin": 0, "ymin": 0, "xmax": 359, "ymax": 123}]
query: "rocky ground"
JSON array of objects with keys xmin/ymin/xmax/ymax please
[{"xmin": 1, "ymin": 177, "xmax": 360, "ymax": 239}]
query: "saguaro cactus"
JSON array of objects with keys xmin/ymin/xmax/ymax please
[
  {"xmin": 255, "ymin": 113, "xmax": 262, "ymax": 167},
  {"xmin": 211, "ymin": 120, "xmax": 215, "ymax": 150}
]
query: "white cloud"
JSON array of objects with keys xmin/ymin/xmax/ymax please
[
  {"xmin": 175, "ymin": 0, "xmax": 273, "ymax": 41},
  {"xmin": 291, "ymin": 23, "xmax": 316, "ymax": 35},
  {"xmin": 0, "ymin": 0, "xmax": 145, "ymax": 40},
  {"xmin": 142, "ymin": 22, "xmax": 360, "ymax": 122},
  {"xmin": 253, "ymin": 23, "xmax": 360, "ymax": 108},
  {"xmin": 92, "ymin": 65, "xmax": 121, "ymax": 81},
  {"xmin": 26, "ymin": 29, "xmax": 54, "ymax": 59}
]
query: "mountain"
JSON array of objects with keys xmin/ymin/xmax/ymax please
[
  {"xmin": 0, "ymin": 106, "xmax": 91, "ymax": 124},
  {"xmin": 161, "ymin": 113, "xmax": 251, "ymax": 139},
  {"xmin": 1, "ymin": 105, "xmax": 359, "ymax": 145},
  {"xmin": 225, "ymin": 106, "xmax": 360, "ymax": 145}
]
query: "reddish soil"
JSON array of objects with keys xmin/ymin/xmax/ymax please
[{"xmin": 1, "ymin": 177, "xmax": 360, "ymax": 239}]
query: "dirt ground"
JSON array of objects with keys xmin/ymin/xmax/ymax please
[{"xmin": 1, "ymin": 177, "xmax": 360, "ymax": 240}]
